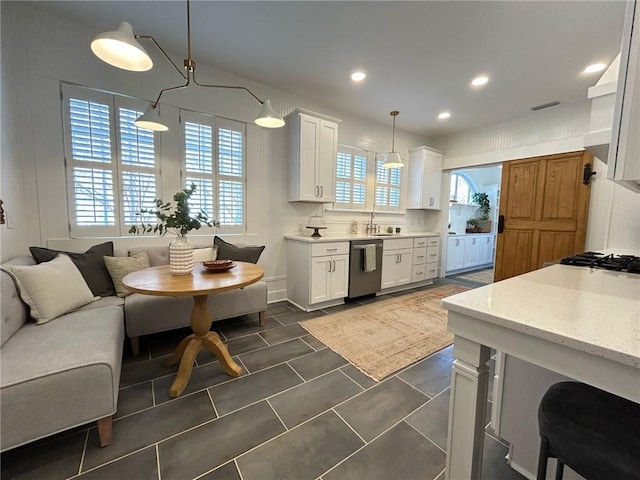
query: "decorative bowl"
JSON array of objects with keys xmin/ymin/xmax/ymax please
[{"xmin": 202, "ymin": 260, "xmax": 235, "ymax": 272}]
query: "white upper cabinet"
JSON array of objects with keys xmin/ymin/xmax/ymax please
[
  {"xmin": 608, "ymin": 0, "xmax": 640, "ymax": 192},
  {"xmin": 287, "ymin": 108, "xmax": 340, "ymax": 202},
  {"xmin": 406, "ymin": 146, "xmax": 443, "ymax": 210}
]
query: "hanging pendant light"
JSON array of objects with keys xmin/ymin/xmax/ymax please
[
  {"xmin": 382, "ymin": 111, "xmax": 404, "ymax": 168},
  {"xmin": 90, "ymin": 0, "xmax": 285, "ymax": 131},
  {"xmin": 90, "ymin": 22, "xmax": 153, "ymax": 72},
  {"xmin": 134, "ymin": 104, "xmax": 169, "ymax": 131}
]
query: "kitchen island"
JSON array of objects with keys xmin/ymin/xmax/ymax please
[{"xmin": 440, "ymin": 264, "xmax": 640, "ymax": 480}]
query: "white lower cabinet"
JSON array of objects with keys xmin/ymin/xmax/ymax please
[
  {"xmin": 446, "ymin": 234, "xmax": 495, "ymax": 273},
  {"xmin": 446, "ymin": 236, "xmax": 465, "ymax": 271},
  {"xmin": 381, "ymin": 238, "xmax": 413, "ymax": 289},
  {"xmin": 463, "ymin": 236, "xmax": 480, "ymax": 268},
  {"xmin": 286, "ymin": 240, "xmax": 349, "ymax": 311},
  {"xmin": 310, "ymin": 254, "xmax": 348, "ymax": 303}
]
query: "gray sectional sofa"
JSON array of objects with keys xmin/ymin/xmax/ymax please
[{"xmin": 0, "ymin": 244, "xmax": 267, "ymax": 452}]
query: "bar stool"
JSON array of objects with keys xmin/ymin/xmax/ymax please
[{"xmin": 537, "ymin": 381, "xmax": 640, "ymax": 480}]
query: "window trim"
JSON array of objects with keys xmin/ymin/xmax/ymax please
[
  {"xmin": 63, "ymin": 84, "xmax": 162, "ymax": 237},
  {"xmin": 374, "ymin": 153, "xmax": 403, "ymax": 212},
  {"xmin": 334, "ymin": 144, "xmax": 369, "ymax": 210},
  {"xmin": 449, "ymin": 171, "xmax": 479, "ymax": 204}
]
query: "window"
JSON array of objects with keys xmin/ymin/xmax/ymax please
[
  {"xmin": 375, "ymin": 156, "xmax": 402, "ymax": 211},
  {"xmin": 450, "ymin": 172, "xmax": 478, "ymax": 204},
  {"xmin": 181, "ymin": 111, "xmax": 246, "ymax": 233},
  {"xmin": 62, "ymin": 84, "xmax": 248, "ymax": 237},
  {"xmin": 62, "ymin": 84, "xmax": 160, "ymax": 237},
  {"xmin": 335, "ymin": 146, "xmax": 367, "ymax": 209}
]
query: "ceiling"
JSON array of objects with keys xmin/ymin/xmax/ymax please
[{"xmin": 28, "ymin": 1, "xmax": 627, "ymax": 138}]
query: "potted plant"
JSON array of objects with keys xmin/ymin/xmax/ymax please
[
  {"xmin": 466, "ymin": 218, "xmax": 479, "ymax": 233},
  {"xmin": 129, "ymin": 184, "xmax": 220, "ymax": 275},
  {"xmin": 471, "ymin": 192, "xmax": 492, "ymax": 232}
]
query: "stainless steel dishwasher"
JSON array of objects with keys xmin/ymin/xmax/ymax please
[{"xmin": 348, "ymin": 239, "xmax": 383, "ymax": 298}]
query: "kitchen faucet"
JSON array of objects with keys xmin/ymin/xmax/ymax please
[{"xmin": 366, "ymin": 210, "xmax": 379, "ymax": 234}]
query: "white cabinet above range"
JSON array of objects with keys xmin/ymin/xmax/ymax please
[{"xmin": 287, "ymin": 108, "xmax": 341, "ymax": 202}]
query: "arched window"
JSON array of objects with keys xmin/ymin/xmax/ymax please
[{"xmin": 450, "ymin": 172, "xmax": 478, "ymax": 204}]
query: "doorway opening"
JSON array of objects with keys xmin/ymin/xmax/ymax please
[{"xmin": 444, "ymin": 164, "xmax": 502, "ymax": 282}]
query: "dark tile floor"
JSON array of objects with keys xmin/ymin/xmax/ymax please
[{"xmin": 1, "ymin": 275, "xmax": 525, "ymax": 480}]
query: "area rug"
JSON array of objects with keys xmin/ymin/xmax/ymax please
[
  {"xmin": 301, "ymin": 284, "xmax": 470, "ymax": 381},
  {"xmin": 450, "ymin": 268, "xmax": 494, "ymax": 284}
]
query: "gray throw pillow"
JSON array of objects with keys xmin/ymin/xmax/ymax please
[
  {"xmin": 29, "ymin": 242, "xmax": 116, "ymax": 297},
  {"xmin": 214, "ymin": 236, "xmax": 265, "ymax": 264}
]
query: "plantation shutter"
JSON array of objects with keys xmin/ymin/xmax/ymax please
[
  {"xmin": 335, "ymin": 145, "xmax": 368, "ymax": 209},
  {"xmin": 375, "ymin": 155, "xmax": 402, "ymax": 211}
]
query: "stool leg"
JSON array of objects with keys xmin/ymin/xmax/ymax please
[
  {"xmin": 555, "ymin": 460, "xmax": 564, "ymax": 480},
  {"xmin": 537, "ymin": 437, "xmax": 550, "ymax": 480}
]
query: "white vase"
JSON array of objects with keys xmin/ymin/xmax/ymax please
[{"xmin": 169, "ymin": 236, "xmax": 193, "ymax": 275}]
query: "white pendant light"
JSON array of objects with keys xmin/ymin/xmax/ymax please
[
  {"xmin": 134, "ymin": 104, "xmax": 168, "ymax": 131},
  {"xmin": 255, "ymin": 99, "xmax": 285, "ymax": 128},
  {"xmin": 90, "ymin": 1, "xmax": 285, "ymax": 132},
  {"xmin": 382, "ymin": 111, "xmax": 404, "ymax": 168},
  {"xmin": 91, "ymin": 22, "xmax": 153, "ymax": 72}
]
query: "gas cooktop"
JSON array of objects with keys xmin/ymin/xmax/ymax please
[{"xmin": 560, "ymin": 252, "xmax": 640, "ymax": 274}]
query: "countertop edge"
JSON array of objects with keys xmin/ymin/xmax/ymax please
[{"xmin": 284, "ymin": 232, "xmax": 440, "ymax": 243}]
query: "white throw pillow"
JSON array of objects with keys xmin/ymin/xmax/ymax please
[
  {"xmin": 7, "ymin": 254, "xmax": 97, "ymax": 324},
  {"xmin": 192, "ymin": 246, "xmax": 218, "ymax": 263}
]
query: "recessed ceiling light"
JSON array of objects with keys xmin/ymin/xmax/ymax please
[
  {"xmin": 583, "ymin": 63, "xmax": 606, "ymax": 74},
  {"xmin": 437, "ymin": 112, "xmax": 451, "ymax": 120},
  {"xmin": 351, "ymin": 71, "xmax": 366, "ymax": 82},
  {"xmin": 471, "ymin": 75, "xmax": 489, "ymax": 87}
]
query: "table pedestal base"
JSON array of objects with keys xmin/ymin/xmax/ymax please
[{"xmin": 163, "ymin": 294, "xmax": 242, "ymax": 398}]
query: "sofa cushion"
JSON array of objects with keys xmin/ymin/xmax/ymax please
[
  {"xmin": 29, "ymin": 242, "xmax": 116, "ymax": 297},
  {"xmin": 129, "ymin": 244, "xmax": 217, "ymax": 267},
  {"xmin": 0, "ymin": 256, "xmax": 35, "ymax": 347},
  {"xmin": 104, "ymin": 251, "xmax": 150, "ymax": 297},
  {"xmin": 124, "ymin": 280, "xmax": 267, "ymax": 338},
  {"xmin": 0, "ymin": 305, "xmax": 124, "ymax": 451},
  {"xmin": 214, "ymin": 236, "xmax": 265, "ymax": 264},
  {"xmin": 6, "ymin": 255, "xmax": 98, "ymax": 324}
]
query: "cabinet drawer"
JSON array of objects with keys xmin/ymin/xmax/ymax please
[
  {"xmin": 426, "ymin": 246, "xmax": 439, "ymax": 263},
  {"xmin": 427, "ymin": 236, "xmax": 440, "ymax": 247},
  {"xmin": 413, "ymin": 247, "xmax": 427, "ymax": 265},
  {"xmin": 412, "ymin": 265, "xmax": 426, "ymax": 283},
  {"xmin": 384, "ymin": 238, "xmax": 413, "ymax": 250},
  {"xmin": 413, "ymin": 237, "xmax": 428, "ymax": 248},
  {"xmin": 311, "ymin": 242, "xmax": 349, "ymax": 257},
  {"xmin": 425, "ymin": 262, "xmax": 438, "ymax": 280}
]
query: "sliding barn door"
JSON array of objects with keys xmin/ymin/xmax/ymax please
[{"xmin": 494, "ymin": 151, "xmax": 593, "ymax": 281}]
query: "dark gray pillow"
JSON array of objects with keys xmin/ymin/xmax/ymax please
[
  {"xmin": 29, "ymin": 242, "xmax": 116, "ymax": 297},
  {"xmin": 214, "ymin": 236, "xmax": 265, "ymax": 264}
]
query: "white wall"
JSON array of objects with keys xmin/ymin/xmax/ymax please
[
  {"xmin": 433, "ymin": 102, "xmax": 640, "ymax": 254},
  {"xmin": 0, "ymin": 2, "xmax": 435, "ymax": 302}
]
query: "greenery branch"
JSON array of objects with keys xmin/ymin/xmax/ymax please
[{"xmin": 128, "ymin": 184, "xmax": 220, "ymax": 237}]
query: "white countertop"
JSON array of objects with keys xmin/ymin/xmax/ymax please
[
  {"xmin": 442, "ymin": 264, "xmax": 640, "ymax": 368},
  {"xmin": 284, "ymin": 231, "xmax": 440, "ymax": 243}
]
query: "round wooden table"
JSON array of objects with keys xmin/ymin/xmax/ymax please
[{"xmin": 122, "ymin": 261, "xmax": 264, "ymax": 398}]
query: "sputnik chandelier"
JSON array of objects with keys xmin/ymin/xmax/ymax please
[{"xmin": 90, "ymin": 0, "xmax": 285, "ymax": 131}]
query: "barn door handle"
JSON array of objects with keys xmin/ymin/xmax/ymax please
[{"xmin": 498, "ymin": 215, "xmax": 505, "ymax": 234}]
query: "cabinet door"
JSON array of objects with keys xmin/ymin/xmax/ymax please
[
  {"xmin": 422, "ymin": 150, "xmax": 443, "ymax": 209},
  {"xmin": 381, "ymin": 250, "xmax": 399, "ymax": 289},
  {"xmin": 310, "ymin": 256, "xmax": 331, "ymax": 304},
  {"xmin": 464, "ymin": 237, "xmax": 480, "ymax": 267},
  {"xmin": 464, "ymin": 236, "xmax": 480, "ymax": 268},
  {"xmin": 329, "ymin": 254, "xmax": 349, "ymax": 299},
  {"xmin": 316, "ymin": 120, "xmax": 338, "ymax": 202},
  {"xmin": 298, "ymin": 115, "xmax": 321, "ymax": 201},
  {"xmin": 447, "ymin": 237, "xmax": 465, "ymax": 271},
  {"xmin": 481, "ymin": 235, "xmax": 495, "ymax": 264},
  {"xmin": 396, "ymin": 249, "xmax": 413, "ymax": 286}
]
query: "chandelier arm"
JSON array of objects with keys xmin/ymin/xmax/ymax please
[
  {"xmin": 135, "ymin": 34, "xmax": 187, "ymax": 80},
  {"xmin": 151, "ymin": 81, "xmax": 190, "ymax": 107},
  {"xmin": 192, "ymin": 71, "xmax": 263, "ymax": 104}
]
